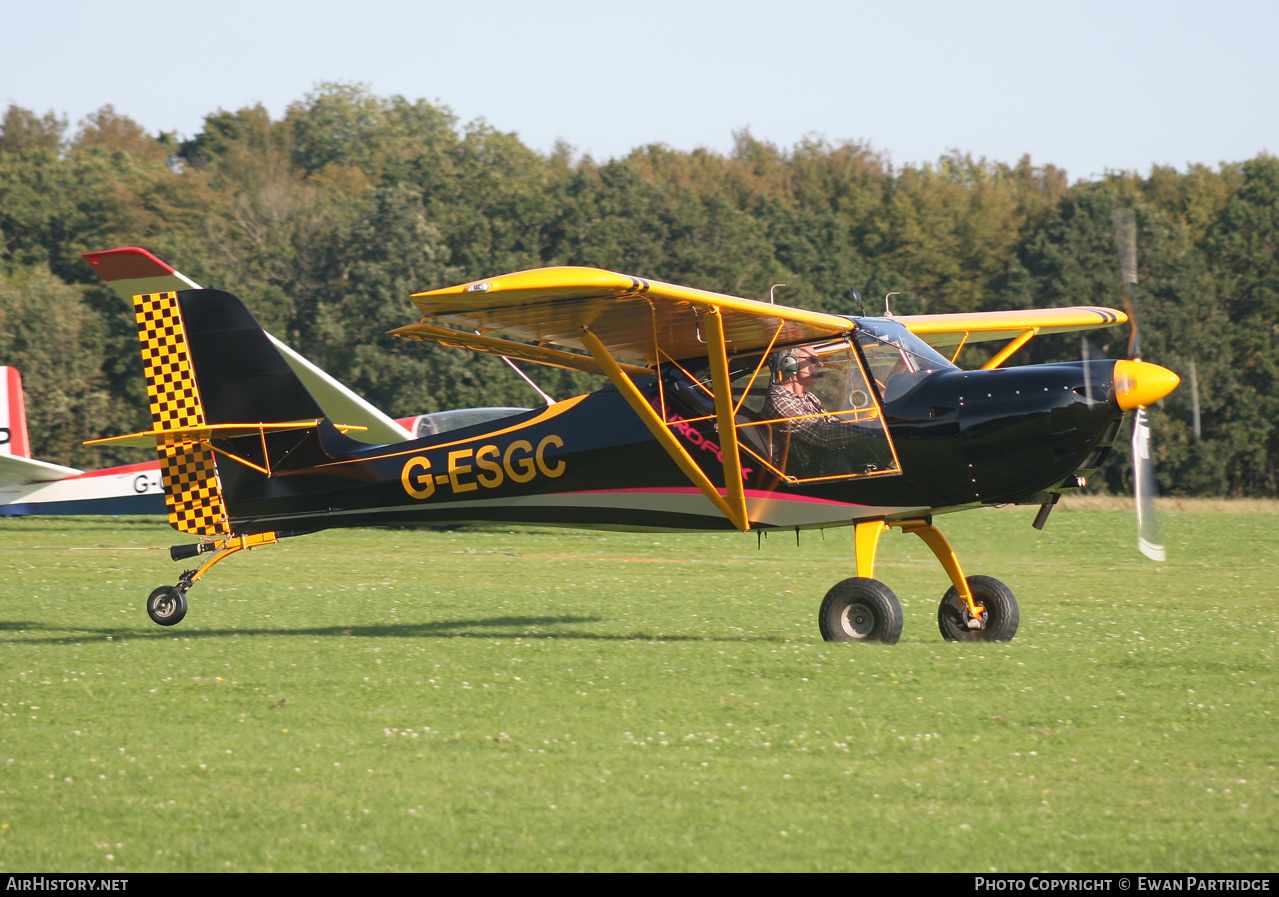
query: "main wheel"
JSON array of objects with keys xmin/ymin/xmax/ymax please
[
  {"xmin": 819, "ymin": 578, "xmax": 903, "ymax": 644},
  {"xmin": 937, "ymin": 575, "xmax": 1018, "ymax": 641},
  {"xmin": 147, "ymin": 586, "xmax": 188, "ymax": 627}
]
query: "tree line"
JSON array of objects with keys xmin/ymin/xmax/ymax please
[{"xmin": 1, "ymin": 84, "xmax": 1275, "ymax": 496}]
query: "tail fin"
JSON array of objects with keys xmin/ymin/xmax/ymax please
[
  {"xmin": 0, "ymin": 367, "xmax": 87, "ymax": 492},
  {"xmin": 132, "ymin": 289, "xmax": 325, "ymax": 535},
  {"xmin": 86, "ymin": 247, "xmax": 411, "ymax": 444},
  {"xmin": 1, "ymin": 367, "xmax": 31, "ymax": 459}
]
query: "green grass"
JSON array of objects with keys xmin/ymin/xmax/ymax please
[{"xmin": 0, "ymin": 507, "xmax": 1276, "ymax": 871}]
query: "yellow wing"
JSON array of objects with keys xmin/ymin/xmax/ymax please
[
  {"xmin": 895, "ymin": 307, "xmax": 1127, "ymax": 348},
  {"xmin": 394, "ymin": 266, "xmax": 1127, "ymax": 364},
  {"xmin": 393, "ymin": 266, "xmax": 851, "ymax": 366}
]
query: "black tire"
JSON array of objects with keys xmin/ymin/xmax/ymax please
[
  {"xmin": 937, "ymin": 575, "xmax": 1018, "ymax": 641},
  {"xmin": 819, "ymin": 578, "xmax": 903, "ymax": 644},
  {"xmin": 147, "ymin": 586, "xmax": 188, "ymax": 627}
]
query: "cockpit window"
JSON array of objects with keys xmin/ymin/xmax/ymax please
[
  {"xmin": 854, "ymin": 319, "xmax": 957, "ymax": 403},
  {"xmin": 730, "ymin": 339, "xmax": 901, "ymax": 481}
]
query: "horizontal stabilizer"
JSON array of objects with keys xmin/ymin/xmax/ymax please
[{"xmin": 85, "ymin": 420, "xmax": 366, "ymax": 449}]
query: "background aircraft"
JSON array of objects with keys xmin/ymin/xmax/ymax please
[{"xmin": 0, "ymin": 366, "xmax": 155, "ymax": 515}]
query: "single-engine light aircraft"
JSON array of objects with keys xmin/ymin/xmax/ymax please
[{"xmin": 91, "ymin": 266, "xmax": 1179, "ymax": 641}]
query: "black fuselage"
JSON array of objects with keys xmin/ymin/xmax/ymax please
[{"xmin": 214, "ymin": 358, "xmax": 1124, "ymax": 535}]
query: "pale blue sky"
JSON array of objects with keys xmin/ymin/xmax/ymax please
[{"xmin": 5, "ymin": 0, "xmax": 1274, "ymax": 181}]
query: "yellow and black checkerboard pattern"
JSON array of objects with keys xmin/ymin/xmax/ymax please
[{"xmin": 134, "ymin": 292, "xmax": 228, "ymax": 536}]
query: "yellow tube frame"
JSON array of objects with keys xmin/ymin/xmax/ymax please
[
  {"xmin": 580, "ymin": 326, "xmax": 750, "ymax": 532},
  {"xmin": 703, "ymin": 309, "xmax": 749, "ymax": 531},
  {"xmin": 182, "ymin": 532, "xmax": 280, "ymax": 588}
]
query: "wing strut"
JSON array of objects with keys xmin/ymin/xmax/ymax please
[
  {"xmin": 979, "ymin": 328, "xmax": 1039, "ymax": 370},
  {"xmin": 580, "ymin": 326, "xmax": 751, "ymax": 532},
  {"xmin": 703, "ymin": 309, "xmax": 749, "ymax": 531}
]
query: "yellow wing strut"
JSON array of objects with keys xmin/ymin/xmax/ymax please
[
  {"xmin": 980, "ymin": 329, "xmax": 1039, "ymax": 370},
  {"xmin": 703, "ymin": 309, "xmax": 749, "ymax": 531},
  {"xmin": 580, "ymin": 327, "xmax": 750, "ymax": 532}
]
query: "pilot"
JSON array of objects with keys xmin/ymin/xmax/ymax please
[{"xmin": 761, "ymin": 347, "xmax": 877, "ymax": 475}]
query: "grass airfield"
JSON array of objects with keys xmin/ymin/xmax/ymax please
[{"xmin": 0, "ymin": 503, "xmax": 1275, "ymax": 872}]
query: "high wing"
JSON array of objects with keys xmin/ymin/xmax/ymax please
[
  {"xmin": 395, "ymin": 266, "xmax": 852, "ymax": 367},
  {"xmin": 396, "ymin": 266, "xmax": 1126, "ymax": 366},
  {"xmin": 894, "ymin": 306, "xmax": 1128, "ymax": 370},
  {"xmin": 895, "ymin": 307, "xmax": 1128, "ymax": 347},
  {"xmin": 85, "ymin": 248, "xmax": 412, "ymax": 445},
  {"xmin": 394, "ymin": 267, "xmax": 1129, "ymax": 529}
]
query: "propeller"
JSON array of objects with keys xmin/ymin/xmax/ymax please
[
  {"xmin": 1080, "ymin": 334, "xmax": 1103, "ymax": 404},
  {"xmin": 1114, "ymin": 208, "xmax": 1165, "ymax": 562},
  {"xmin": 1186, "ymin": 356, "xmax": 1201, "ymax": 441}
]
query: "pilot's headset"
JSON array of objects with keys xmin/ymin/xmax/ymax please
[{"xmin": 772, "ymin": 348, "xmax": 801, "ymax": 382}]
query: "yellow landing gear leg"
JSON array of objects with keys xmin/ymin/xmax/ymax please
[
  {"xmin": 893, "ymin": 518, "xmax": 1019, "ymax": 642},
  {"xmin": 854, "ymin": 518, "xmax": 888, "ymax": 579},
  {"xmin": 819, "ymin": 517, "xmax": 1020, "ymax": 644},
  {"xmin": 894, "ymin": 520, "xmax": 980, "ymax": 621},
  {"xmin": 145, "ymin": 532, "xmax": 280, "ymax": 627},
  {"xmin": 818, "ymin": 518, "xmax": 903, "ymax": 644}
]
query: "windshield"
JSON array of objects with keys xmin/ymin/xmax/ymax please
[{"xmin": 853, "ymin": 319, "xmax": 957, "ymax": 403}]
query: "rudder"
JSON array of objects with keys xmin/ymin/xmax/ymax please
[{"xmin": 134, "ymin": 292, "xmax": 229, "ymax": 536}]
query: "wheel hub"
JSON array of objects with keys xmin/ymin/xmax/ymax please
[
  {"xmin": 965, "ymin": 607, "xmax": 985, "ymax": 630},
  {"xmin": 840, "ymin": 602, "xmax": 875, "ymax": 639}
]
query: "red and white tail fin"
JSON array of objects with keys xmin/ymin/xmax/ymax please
[
  {"xmin": 0, "ymin": 367, "xmax": 31, "ymax": 458},
  {"xmin": 84, "ymin": 248, "xmax": 412, "ymax": 445},
  {"xmin": 0, "ymin": 368, "xmax": 83, "ymax": 489}
]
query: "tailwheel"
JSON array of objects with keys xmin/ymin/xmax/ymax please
[
  {"xmin": 937, "ymin": 575, "xmax": 1018, "ymax": 641},
  {"xmin": 146, "ymin": 585, "xmax": 188, "ymax": 627},
  {"xmin": 819, "ymin": 577, "xmax": 903, "ymax": 644}
]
